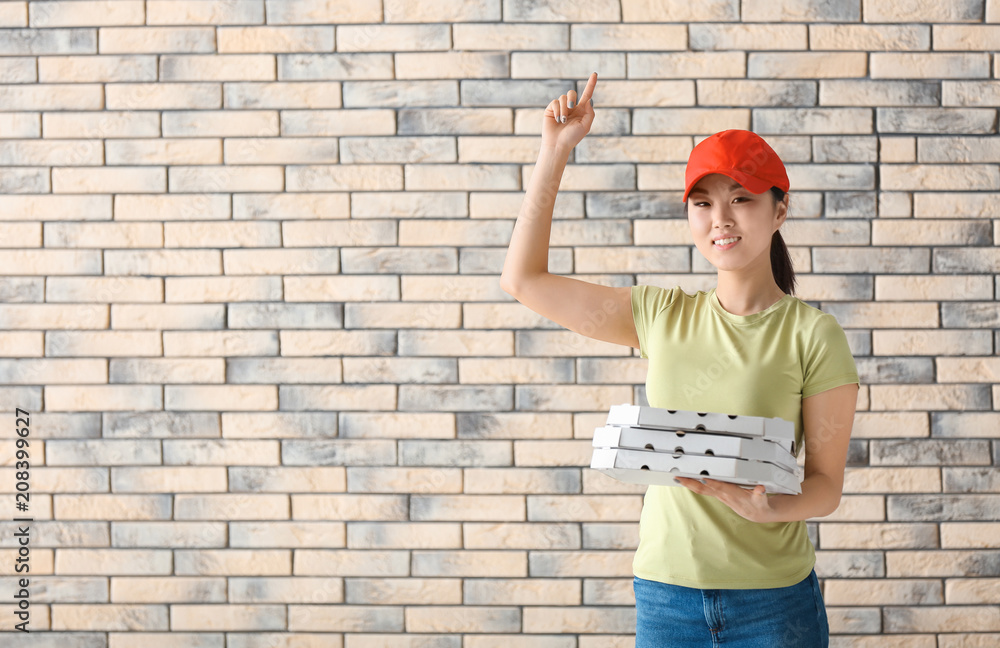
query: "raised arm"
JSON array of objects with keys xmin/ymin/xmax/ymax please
[{"xmin": 500, "ymin": 73, "xmax": 640, "ymax": 350}]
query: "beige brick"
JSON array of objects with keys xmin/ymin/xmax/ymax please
[
  {"xmin": 821, "ymin": 522, "xmax": 938, "ymax": 549},
  {"xmin": 411, "ymin": 495, "xmax": 525, "ymax": 522},
  {"xmin": 52, "ymin": 167, "xmax": 165, "ymax": 194},
  {"xmin": 810, "ymin": 24, "xmax": 930, "ymax": 50},
  {"xmin": 885, "ymin": 605, "xmax": 1000, "ymax": 633},
  {"xmin": 875, "ymin": 275, "xmax": 992, "ymax": 301},
  {"xmin": 218, "ymin": 26, "xmax": 333, "ymax": 53},
  {"xmin": 162, "ymin": 330, "xmax": 277, "ymax": 356},
  {"xmin": 934, "ymin": 25, "xmax": 1000, "ymax": 51},
  {"xmin": 39, "ymin": 55, "xmax": 155, "ymax": 82},
  {"xmin": 527, "ymin": 495, "xmax": 642, "ymax": 522},
  {"xmin": 111, "ymin": 467, "xmax": 227, "ymax": 493},
  {"xmin": 0, "ymin": 112, "xmax": 40, "ymax": 138},
  {"xmin": 57, "ymin": 549, "xmax": 171, "ymax": 575},
  {"xmin": 870, "ymin": 385, "xmax": 990, "ymax": 411},
  {"xmin": 347, "ymin": 467, "xmax": 461, "ymax": 494},
  {"xmin": 633, "ymin": 108, "xmax": 749, "ymax": 135},
  {"xmin": 165, "ymin": 386, "xmax": 277, "ymax": 412},
  {"xmin": 0, "ymin": 56, "xmax": 36, "ymax": 82},
  {"xmin": 620, "ymin": 0, "xmax": 739, "ymax": 21},
  {"xmin": 347, "ymin": 578, "xmax": 461, "ymax": 605},
  {"xmin": 105, "ymin": 138, "xmax": 221, "ymax": 165},
  {"xmin": 42, "ymin": 111, "xmax": 159, "ymax": 138},
  {"xmin": 851, "ymin": 412, "xmax": 930, "ymax": 439},
  {"xmin": 465, "ymin": 579, "xmax": 582, "ymax": 606},
  {"xmin": 914, "ymin": 192, "xmax": 1000, "ymax": 218},
  {"xmin": 0, "ymin": 139, "xmax": 102, "ymax": 166},
  {"xmin": 943, "ymin": 81, "xmax": 1000, "ymax": 106},
  {"xmin": 348, "ymin": 522, "xmax": 461, "ymax": 549},
  {"xmin": 523, "ymin": 606, "xmax": 635, "ymax": 634},
  {"xmin": 339, "ymin": 24, "xmax": 451, "ymax": 52},
  {"xmin": 288, "ymin": 604, "xmax": 403, "ymax": 632},
  {"xmin": 104, "ymin": 250, "xmax": 222, "ymax": 276},
  {"xmin": 227, "ymin": 81, "xmax": 343, "ymax": 109},
  {"xmin": 946, "ymin": 578, "xmax": 1000, "ymax": 604},
  {"xmin": 266, "ymin": 0, "xmax": 381, "ymax": 24},
  {"xmin": 286, "ymin": 164, "xmax": 401, "ymax": 191},
  {"xmin": 749, "ymin": 53, "xmax": 867, "ymax": 79},
  {"xmin": 873, "ymin": 219, "xmax": 990, "ymax": 246},
  {"xmin": 51, "ymin": 604, "xmax": 168, "ymax": 631},
  {"xmin": 387, "ymin": 0, "xmax": 500, "ymax": 21},
  {"xmin": 569, "ymin": 24, "xmax": 686, "ymax": 51},
  {"xmin": 938, "ymin": 357, "xmax": 1000, "ymax": 384},
  {"xmin": 882, "ymin": 164, "xmax": 1000, "ymax": 191},
  {"xmin": 396, "ymin": 52, "xmax": 508, "ymax": 80},
  {"xmin": 1, "ymin": 83, "xmax": 103, "ymax": 110},
  {"xmin": 109, "ymin": 576, "xmax": 226, "ymax": 603},
  {"xmin": 450, "ymin": 24, "xmax": 550, "ymax": 51},
  {"xmin": 45, "ymin": 385, "xmax": 161, "ymax": 412},
  {"xmin": 0, "ymin": 3, "xmax": 25, "ymax": 27},
  {"xmin": 115, "ymin": 195, "xmax": 230, "ymax": 221},
  {"xmin": 147, "ymin": 0, "xmax": 264, "ymax": 25},
  {"xmin": 43, "ymin": 222, "xmax": 161, "ymax": 248},
  {"xmin": 628, "ymin": 51, "xmax": 744, "ymax": 78},
  {"xmin": 881, "ymin": 136, "xmax": 917, "ymax": 162},
  {"xmin": 464, "ymin": 522, "xmax": 580, "ymax": 550},
  {"xmin": 871, "ymin": 53, "xmax": 990, "ymax": 79},
  {"xmin": 873, "ymin": 329, "xmax": 992, "ymax": 356},
  {"xmin": 691, "ymin": 24, "xmax": 806, "ymax": 50},
  {"xmin": 172, "ymin": 604, "xmax": 285, "ymax": 631},
  {"xmin": 99, "ymin": 26, "xmax": 215, "ymax": 54},
  {"xmin": 169, "ymin": 165, "xmax": 284, "ymax": 192},
  {"xmin": 940, "ymin": 523, "xmax": 1000, "ymax": 548},
  {"xmin": 29, "ymin": 0, "xmax": 143, "ymax": 27},
  {"xmin": 161, "ymin": 55, "xmax": 275, "ymax": 81}
]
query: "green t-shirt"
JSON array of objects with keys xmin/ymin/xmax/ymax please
[{"xmin": 630, "ymin": 284, "xmax": 860, "ymax": 589}]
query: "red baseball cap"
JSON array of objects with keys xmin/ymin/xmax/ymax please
[{"xmin": 683, "ymin": 130, "xmax": 790, "ymax": 202}]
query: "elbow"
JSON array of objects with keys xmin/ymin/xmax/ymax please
[{"xmin": 499, "ymin": 272, "xmax": 521, "ymax": 299}]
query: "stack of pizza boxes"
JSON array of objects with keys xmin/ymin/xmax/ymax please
[{"xmin": 590, "ymin": 404, "xmax": 803, "ymax": 495}]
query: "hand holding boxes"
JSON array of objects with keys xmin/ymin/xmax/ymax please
[{"xmin": 590, "ymin": 404, "xmax": 804, "ymax": 495}]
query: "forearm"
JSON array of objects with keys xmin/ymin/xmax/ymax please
[
  {"xmin": 500, "ymin": 143, "xmax": 572, "ymax": 290},
  {"xmin": 765, "ymin": 473, "xmax": 841, "ymax": 523}
]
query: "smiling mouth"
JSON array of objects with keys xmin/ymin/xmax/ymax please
[{"xmin": 713, "ymin": 237, "xmax": 741, "ymax": 246}]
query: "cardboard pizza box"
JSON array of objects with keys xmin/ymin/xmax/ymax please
[
  {"xmin": 605, "ymin": 404, "xmax": 796, "ymax": 456},
  {"xmin": 590, "ymin": 446, "xmax": 802, "ymax": 495},
  {"xmin": 592, "ymin": 425, "xmax": 799, "ymax": 476}
]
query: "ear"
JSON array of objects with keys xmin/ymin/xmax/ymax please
[{"xmin": 774, "ymin": 195, "xmax": 789, "ymax": 228}]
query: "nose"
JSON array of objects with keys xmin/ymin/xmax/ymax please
[{"xmin": 711, "ymin": 203, "xmax": 735, "ymax": 230}]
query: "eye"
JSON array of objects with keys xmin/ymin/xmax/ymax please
[
  {"xmin": 732, "ymin": 196, "xmax": 750, "ymax": 203},
  {"xmin": 692, "ymin": 200, "xmax": 710, "ymax": 208}
]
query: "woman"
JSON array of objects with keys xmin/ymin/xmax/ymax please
[{"xmin": 500, "ymin": 72, "xmax": 860, "ymax": 647}]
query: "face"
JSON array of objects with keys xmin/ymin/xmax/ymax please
[{"xmin": 686, "ymin": 173, "xmax": 788, "ymax": 274}]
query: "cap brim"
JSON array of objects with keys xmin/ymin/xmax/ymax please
[{"xmin": 683, "ymin": 170, "xmax": 774, "ymax": 202}]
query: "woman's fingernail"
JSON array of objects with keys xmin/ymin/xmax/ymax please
[
  {"xmin": 568, "ymin": 101, "xmax": 574, "ymax": 108},
  {"xmin": 561, "ymin": 116, "xmax": 566, "ymax": 123}
]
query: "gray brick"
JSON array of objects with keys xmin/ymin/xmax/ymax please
[
  {"xmin": 398, "ymin": 440, "xmax": 513, "ymax": 467},
  {"xmin": 813, "ymin": 247, "xmax": 929, "ymax": 273},
  {"xmin": 847, "ymin": 440, "xmax": 869, "ymax": 466},
  {"xmin": 877, "ymin": 108, "xmax": 998, "ymax": 134},
  {"xmin": 941, "ymin": 302, "xmax": 1000, "ymax": 328},
  {"xmin": 227, "ymin": 303, "xmax": 342, "ymax": 329},
  {"xmin": 340, "ymin": 136, "xmax": 456, "ymax": 164},
  {"xmin": 825, "ymin": 191, "xmax": 878, "ymax": 217},
  {"xmin": 932, "ymin": 412, "xmax": 1000, "ymax": 438},
  {"xmin": 814, "ymin": 136, "xmax": 878, "ymax": 163},
  {"xmin": 343, "ymin": 80, "xmax": 458, "ymax": 108},
  {"xmin": 582, "ymin": 524, "xmax": 639, "ymax": 550},
  {"xmin": 754, "ymin": 108, "xmax": 874, "ymax": 134},
  {"xmin": 398, "ymin": 385, "xmax": 513, "ymax": 412},
  {"xmin": 0, "ymin": 521, "xmax": 108, "ymax": 548},
  {"xmin": 457, "ymin": 413, "xmax": 574, "ymax": 440},
  {"xmin": 697, "ymin": 79, "xmax": 817, "ymax": 106},
  {"xmin": 281, "ymin": 440, "xmax": 396, "ymax": 466},
  {"xmin": 934, "ymin": 249, "xmax": 1000, "ymax": 273},
  {"xmin": 888, "ymin": 495, "xmax": 1000, "ymax": 521},
  {"xmin": 504, "ymin": 0, "xmax": 620, "ymax": 21},
  {"xmin": 855, "ymin": 357, "xmax": 934, "ymax": 384},
  {"xmin": 819, "ymin": 80, "xmax": 940, "ymax": 106},
  {"xmin": 943, "ymin": 468, "xmax": 1000, "ymax": 493},
  {"xmin": 45, "ymin": 439, "xmax": 161, "ymax": 465},
  {"xmin": 918, "ymin": 135, "xmax": 1000, "ymax": 163},
  {"xmin": 872, "ymin": 440, "xmax": 992, "ymax": 466},
  {"xmin": 342, "ymin": 357, "xmax": 456, "ymax": 384},
  {"xmin": 814, "ymin": 551, "xmax": 885, "ymax": 578},
  {"xmin": 462, "ymin": 79, "xmax": 582, "ymax": 106},
  {"xmin": 278, "ymin": 53, "xmax": 393, "ymax": 81},
  {"xmin": 0, "ymin": 28, "xmax": 95, "ymax": 54}
]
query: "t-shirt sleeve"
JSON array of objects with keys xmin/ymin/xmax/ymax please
[
  {"xmin": 801, "ymin": 312, "xmax": 860, "ymax": 398},
  {"xmin": 630, "ymin": 284, "xmax": 679, "ymax": 359}
]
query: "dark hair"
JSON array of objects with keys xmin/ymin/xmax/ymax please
[
  {"xmin": 769, "ymin": 187, "xmax": 796, "ymax": 296},
  {"xmin": 684, "ymin": 185, "xmax": 796, "ymax": 296}
]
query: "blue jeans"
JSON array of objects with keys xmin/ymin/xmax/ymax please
[{"xmin": 633, "ymin": 569, "xmax": 829, "ymax": 647}]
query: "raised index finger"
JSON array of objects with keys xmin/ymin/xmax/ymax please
[{"xmin": 578, "ymin": 72, "xmax": 597, "ymax": 105}]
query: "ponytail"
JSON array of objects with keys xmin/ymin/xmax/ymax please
[{"xmin": 769, "ymin": 187, "xmax": 796, "ymax": 296}]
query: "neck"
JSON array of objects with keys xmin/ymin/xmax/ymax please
[{"xmin": 714, "ymin": 268, "xmax": 786, "ymax": 316}]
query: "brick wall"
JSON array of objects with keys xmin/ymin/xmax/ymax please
[{"xmin": 0, "ymin": 0, "xmax": 997, "ymax": 645}]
